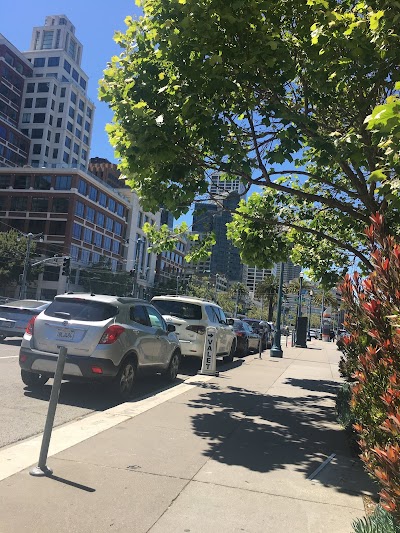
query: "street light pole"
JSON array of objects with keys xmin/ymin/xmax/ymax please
[
  {"xmin": 214, "ymin": 273, "xmax": 219, "ymax": 302},
  {"xmin": 307, "ymin": 289, "xmax": 314, "ymax": 341},
  {"xmin": 270, "ymin": 262, "xmax": 284, "ymax": 358},
  {"xmin": 20, "ymin": 232, "xmax": 43, "ymax": 299},
  {"xmin": 176, "ymin": 274, "xmax": 180, "ymax": 295},
  {"xmin": 132, "ymin": 238, "xmax": 143, "ymax": 297}
]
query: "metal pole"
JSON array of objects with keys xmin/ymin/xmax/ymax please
[
  {"xmin": 214, "ymin": 274, "xmax": 219, "ymax": 302},
  {"xmin": 234, "ymin": 287, "xmax": 239, "ymax": 318},
  {"xmin": 320, "ymin": 292, "xmax": 325, "ymax": 339},
  {"xmin": 176, "ymin": 275, "xmax": 180, "ymax": 295},
  {"xmin": 20, "ymin": 233, "xmax": 33, "ymax": 299},
  {"xmin": 30, "ymin": 346, "xmax": 67, "ymax": 477},
  {"xmin": 307, "ymin": 291, "xmax": 313, "ymax": 341},
  {"xmin": 270, "ymin": 262, "xmax": 284, "ymax": 358}
]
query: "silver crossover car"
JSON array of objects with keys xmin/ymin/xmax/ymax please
[
  {"xmin": 0, "ymin": 299, "xmax": 51, "ymax": 341},
  {"xmin": 19, "ymin": 294, "xmax": 181, "ymax": 400}
]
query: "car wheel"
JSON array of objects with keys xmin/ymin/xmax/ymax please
[
  {"xmin": 115, "ymin": 358, "xmax": 136, "ymax": 401},
  {"xmin": 21, "ymin": 369, "xmax": 49, "ymax": 388},
  {"xmin": 240, "ymin": 339, "xmax": 249, "ymax": 357},
  {"xmin": 0, "ymin": 335, "xmax": 6, "ymax": 342},
  {"xmin": 224, "ymin": 340, "xmax": 236, "ymax": 363},
  {"xmin": 164, "ymin": 351, "xmax": 180, "ymax": 382}
]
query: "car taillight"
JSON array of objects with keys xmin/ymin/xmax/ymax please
[
  {"xmin": 236, "ymin": 331, "xmax": 245, "ymax": 337},
  {"xmin": 186, "ymin": 325, "xmax": 206, "ymax": 334},
  {"xmin": 25, "ymin": 316, "xmax": 37, "ymax": 335},
  {"xmin": 99, "ymin": 325, "xmax": 125, "ymax": 345}
]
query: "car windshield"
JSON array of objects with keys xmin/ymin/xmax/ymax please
[
  {"xmin": 44, "ymin": 298, "xmax": 118, "ymax": 322},
  {"xmin": 244, "ymin": 320, "xmax": 260, "ymax": 328},
  {"xmin": 152, "ymin": 300, "xmax": 202, "ymax": 320}
]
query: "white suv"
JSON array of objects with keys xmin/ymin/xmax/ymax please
[{"xmin": 151, "ymin": 295, "xmax": 236, "ymax": 361}]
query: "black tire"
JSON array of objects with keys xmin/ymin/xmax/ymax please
[
  {"xmin": 114, "ymin": 358, "xmax": 136, "ymax": 401},
  {"xmin": 238, "ymin": 339, "xmax": 249, "ymax": 357},
  {"xmin": 21, "ymin": 369, "xmax": 49, "ymax": 388},
  {"xmin": 0, "ymin": 335, "xmax": 6, "ymax": 342},
  {"xmin": 163, "ymin": 351, "xmax": 181, "ymax": 382},
  {"xmin": 223, "ymin": 340, "xmax": 236, "ymax": 363}
]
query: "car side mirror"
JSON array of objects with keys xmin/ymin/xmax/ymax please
[
  {"xmin": 226, "ymin": 318, "xmax": 234, "ymax": 326},
  {"xmin": 167, "ymin": 323, "xmax": 176, "ymax": 333}
]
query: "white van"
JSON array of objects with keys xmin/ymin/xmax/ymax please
[{"xmin": 151, "ymin": 295, "xmax": 236, "ymax": 361}]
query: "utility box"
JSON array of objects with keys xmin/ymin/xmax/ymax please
[{"xmin": 295, "ymin": 317, "xmax": 308, "ymax": 348}]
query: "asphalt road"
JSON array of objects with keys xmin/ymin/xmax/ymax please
[{"xmin": 0, "ymin": 339, "xmax": 239, "ymax": 450}]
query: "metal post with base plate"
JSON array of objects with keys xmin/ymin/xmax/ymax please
[
  {"xmin": 30, "ymin": 345, "xmax": 67, "ymax": 477},
  {"xmin": 198, "ymin": 326, "xmax": 219, "ymax": 377}
]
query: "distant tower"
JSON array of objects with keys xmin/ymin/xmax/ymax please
[
  {"xmin": 19, "ymin": 15, "xmax": 94, "ymax": 169},
  {"xmin": 209, "ymin": 171, "xmax": 246, "ymax": 199}
]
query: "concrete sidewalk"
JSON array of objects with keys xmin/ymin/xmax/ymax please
[{"xmin": 0, "ymin": 340, "xmax": 375, "ymax": 533}]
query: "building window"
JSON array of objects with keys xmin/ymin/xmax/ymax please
[
  {"xmin": 58, "ymin": 102, "xmax": 64, "ymax": 112},
  {"xmin": 72, "ymin": 223, "xmax": 82, "ymax": 240},
  {"xmin": 14, "ymin": 176, "xmax": 30, "ymax": 189},
  {"xmin": 22, "ymin": 113, "xmax": 31, "ymax": 123},
  {"xmin": 75, "ymin": 201, "xmax": 84, "ymax": 217},
  {"xmin": 31, "ymin": 128, "xmax": 44, "ymax": 139},
  {"xmin": 114, "ymin": 222, "xmax": 122, "ymax": 236},
  {"xmin": 42, "ymin": 31, "xmax": 54, "ymax": 49},
  {"xmin": 32, "ymin": 144, "xmax": 41, "ymax": 155},
  {"xmin": 63, "ymin": 151, "xmax": 69, "ymax": 163},
  {"xmin": 83, "ymin": 134, "xmax": 89, "ymax": 145},
  {"xmin": 73, "ymin": 143, "xmax": 79, "ymax": 155},
  {"xmin": 137, "ymin": 212, "xmax": 143, "ymax": 228},
  {"xmin": 103, "ymin": 236, "xmax": 111, "ymax": 251},
  {"xmin": 98, "ymin": 192, "xmax": 106, "ymax": 207},
  {"xmin": 34, "ymin": 175, "xmax": 51, "ymax": 190},
  {"xmin": 86, "ymin": 206, "xmax": 95, "ymax": 223},
  {"xmin": 52, "ymin": 198, "xmax": 68, "ymax": 213},
  {"xmin": 80, "ymin": 78, "xmax": 87, "ymax": 90},
  {"xmin": 31, "ymin": 197, "xmax": 48, "ymax": 212},
  {"xmin": 86, "ymin": 107, "xmax": 92, "ymax": 118},
  {"xmin": 117, "ymin": 204, "xmax": 124, "ymax": 217},
  {"xmin": 78, "ymin": 179, "xmax": 87, "ymax": 195},
  {"xmin": 24, "ymin": 98, "xmax": 33, "ymax": 108},
  {"xmin": 83, "ymin": 227, "xmax": 92, "ymax": 244},
  {"xmin": 68, "ymin": 106, "xmax": 75, "ymax": 119},
  {"xmin": 81, "ymin": 249, "xmax": 90, "ymax": 264},
  {"xmin": 105, "ymin": 217, "xmax": 113, "ymax": 231},
  {"xmin": 88, "ymin": 186, "xmax": 97, "ymax": 201},
  {"xmin": 0, "ymin": 175, "xmax": 11, "ymax": 188},
  {"xmin": 67, "ymin": 122, "xmax": 73, "ymax": 132},
  {"xmin": 77, "ymin": 114, "xmax": 83, "ymax": 126},
  {"xmin": 65, "ymin": 136, "xmax": 71, "ymax": 148},
  {"xmin": 71, "ymin": 91, "xmax": 77, "ymax": 104},
  {"xmin": 96, "ymin": 212, "xmax": 104, "ymax": 227},
  {"xmin": 49, "ymin": 115, "xmax": 53, "ymax": 126},
  {"xmin": 60, "ymin": 87, "xmax": 66, "ymax": 97},
  {"xmin": 48, "ymin": 56, "xmax": 60, "ymax": 67},
  {"xmin": 33, "ymin": 113, "xmax": 46, "ymax": 123},
  {"xmin": 72, "ymin": 69, "xmax": 79, "ymax": 82},
  {"xmin": 108, "ymin": 198, "xmax": 116, "ymax": 212},
  {"xmin": 52, "ymin": 148, "xmax": 58, "ymax": 158},
  {"xmin": 10, "ymin": 197, "xmax": 27, "ymax": 211},
  {"xmin": 31, "ymin": 160, "xmax": 40, "ymax": 167},
  {"xmin": 112, "ymin": 240, "xmax": 120, "ymax": 254},
  {"xmin": 47, "ymin": 131, "xmax": 51, "ymax": 141},
  {"xmin": 63, "ymin": 59, "xmax": 71, "ymax": 73},
  {"xmin": 33, "ymin": 58, "xmax": 45, "ymax": 67},
  {"xmin": 75, "ymin": 128, "xmax": 81, "ymax": 139},
  {"xmin": 68, "ymin": 40, "xmax": 77, "ymax": 60},
  {"xmin": 84, "ymin": 121, "xmax": 90, "ymax": 132},
  {"xmin": 81, "ymin": 149, "xmax": 87, "ymax": 161},
  {"xmin": 53, "ymin": 84, "xmax": 57, "ymax": 95},
  {"xmin": 72, "ymin": 158, "xmax": 78, "ymax": 166},
  {"xmin": 35, "ymin": 98, "xmax": 48, "ymax": 108},
  {"xmin": 51, "ymin": 99, "xmax": 55, "ymax": 110},
  {"xmin": 70, "ymin": 245, "xmax": 79, "ymax": 260},
  {"xmin": 78, "ymin": 100, "xmax": 84, "ymax": 111},
  {"xmin": 37, "ymin": 82, "xmax": 50, "ymax": 93},
  {"xmin": 26, "ymin": 83, "xmax": 35, "ymax": 93},
  {"xmin": 56, "ymin": 118, "xmax": 62, "ymax": 127},
  {"xmin": 55, "ymin": 175, "xmax": 72, "ymax": 189},
  {"xmin": 93, "ymin": 232, "xmax": 102, "ymax": 247}
]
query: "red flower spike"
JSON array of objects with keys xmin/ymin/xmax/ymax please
[
  {"xmin": 382, "ymin": 258, "xmax": 390, "ymax": 271},
  {"xmin": 370, "ymin": 212, "xmax": 384, "ymax": 227}
]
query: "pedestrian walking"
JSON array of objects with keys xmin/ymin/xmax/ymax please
[{"xmin": 329, "ymin": 330, "xmax": 335, "ymax": 342}]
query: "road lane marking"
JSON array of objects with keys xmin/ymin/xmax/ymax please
[
  {"xmin": 0, "ymin": 373, "xmax": 213, "ymax": 482},
  {"xmin": 0, "ymin": 356, "xmax": 19, "ymax": 359}
]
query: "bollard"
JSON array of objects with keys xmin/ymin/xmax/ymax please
[
  {"xmin": 259, "ymin": 336, "xmax": 262, "ymax": 359},
  {"xmin": 198, "ymin": 326, "xmax": 219, "ymax": 377},
  {"xmin": 30, "ymin": 345, "xmax": 67, "ymax": 477}
]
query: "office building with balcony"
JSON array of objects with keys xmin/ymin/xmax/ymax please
[
  {"xmin": 0, "ymin": 166, "xmax": 130, "ymax": 299},
  {"xmin": 19, "ymin": 15, "xmax": 94, "ymax": 169},
  {"xmin": 89, "ymin": 157, "xmax": 127, "ymax": 189},
  {"xmin": 0, "ymin": 34, "xmax": 32, "ymax": 168}
]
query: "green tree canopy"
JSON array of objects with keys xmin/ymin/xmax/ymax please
[
  {"xmin": 0, "ymin": 231, "xmax": 38, "ymax": 292},
  {"xmin": 99, "ymin": 0, "xmax": 400, "ymax": 286},
  {"xmin": 79, "ymin": 258, "xmax": 133, "ymax": 296}
]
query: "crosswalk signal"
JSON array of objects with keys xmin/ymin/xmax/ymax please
[{"xmin": 62, "ymin": 256, "xmax": 71, "ymax": 277}]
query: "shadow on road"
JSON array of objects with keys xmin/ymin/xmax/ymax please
[{"xmin": 0, "ymin": 338, "xmax": 22, "ymax": 347}]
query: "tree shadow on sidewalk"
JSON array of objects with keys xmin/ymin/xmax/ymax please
[{"xmin": 188, "ymin": 379, "xmax": 374, "ymax": 497}]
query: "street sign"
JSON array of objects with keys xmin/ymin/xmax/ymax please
[{"xmin": 198, "ymin": 326, "xmax": 219, "ymax": 377}]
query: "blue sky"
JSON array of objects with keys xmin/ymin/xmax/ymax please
[{"xmin": 1, "ymin": 0, "xmax": 142, "ymax": 163}]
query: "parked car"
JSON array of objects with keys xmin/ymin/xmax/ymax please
[
  {"xmin": 230, "ymin": 319, "xmax": 261, "ymax": 356},
  {"xmin": 19, "ymin": 294, "xmax": 181, "ymax": 400},
  {"xmin": 151, "ymin": 295, "xmax": 236, "ymax": 362},
  {"xmin": 309, "ymin": 328, "xmax": 319, "ymax": 339},
  {"xmin": 242, "ymin": 319, "xmax": 273, "ymax": 349},
  {"xmin": 0, "ymin": 299, "xmax": 51, "ymax": 341}
]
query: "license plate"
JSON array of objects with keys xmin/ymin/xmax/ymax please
[
  {"xmin": 56, "ymin": 328, "xmax": 75, "ymax": 341},
  {"xmin": 0, "ymin": 320, "xmax": 15, "ymax": 328}
]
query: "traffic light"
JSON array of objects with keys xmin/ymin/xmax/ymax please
[{"xmin": 62, "ymin": 256, "xmax": 71, "ymax": 277}]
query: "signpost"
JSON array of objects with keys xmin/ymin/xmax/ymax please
[{"xmin": 198, "ymin": 326, "xmax": 219, "ymax": 377}]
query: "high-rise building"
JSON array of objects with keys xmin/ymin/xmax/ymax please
[
  {"xmin": 89, "ymin": 157, "xmax": 127, "ymax": 189},
  {"xmin": 0, "ymin": 34, "xmax": 32, "ymax": 168},
  {"xmin": 243, "ymin": 265, "xmax": 273, "ymax": 296},
  {"xmin": 209, "ymin": 171, "xmax": 246, "ymax": 199},
  {"xmin": 272, "ymin": 260, "xmax": 301, "ymax": 284},
  {"xmin": 19, "ymin": 15, "xmax": 94, "ymax": 169}
]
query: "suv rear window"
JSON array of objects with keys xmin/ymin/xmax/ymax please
[
  {"xmin": 152, "ymin": 300, "xmax": 202, "ymax": 320},
  {"xmin": 44, "ymin": 298, "xmax": 118, "ymax": 322},
  {"xmin": 0, "ymin": 307, "xmax": 38, "ymax": 316}
]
